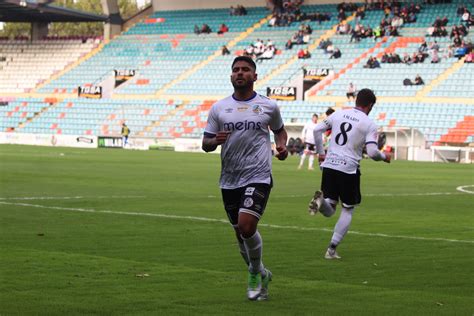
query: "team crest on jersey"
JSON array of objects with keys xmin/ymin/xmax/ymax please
[
  {"xmin": 243, "ymin": 197, "xmax": 254, "ymax": 208},
  {"xmin": 252, "ymin": 104, "xmax": 263, "ymax": 115}
]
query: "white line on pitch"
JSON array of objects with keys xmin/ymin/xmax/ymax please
[
  {"xmin": 456, "ymin": 185, "xmax": 474, "ymax": 194},
  {"xmin": 207, "ymin": 192, "xmax": 466, "ymax": 199},
  {"xmin": 0, "ymin": 196, "xmax": 146, "ymax": 201},
  {"xmin": 1, "ymin": 201, "xmax": 473, "ymax": 245}
]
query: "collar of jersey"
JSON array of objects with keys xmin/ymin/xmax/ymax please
[
  {"xmin": 232, "ymin": 91, "xmax": 257, "ymax": 102},
  {"xmin": 354, "ymin": 107, "xmax": 367, "ymax": 115}
]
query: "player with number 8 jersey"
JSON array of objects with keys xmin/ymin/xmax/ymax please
[{"xmin": 309, "ymin": 89, "xmax": 391, "ymax": 259}]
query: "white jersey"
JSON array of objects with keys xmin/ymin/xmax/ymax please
[
  {"xmin": 301, "ymin": 121, "xmax": 317, "ymax": 144},
  {"xmin": 313, "ymin": 108, "xmax": 378, "ymax": 174},
  {"xmin": 204, "ymin": 93, "xmax": 284, "ymax": 189}
]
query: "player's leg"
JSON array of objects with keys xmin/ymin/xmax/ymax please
[
  {"xmin": 326, "ymin": 206, "xmax": 354, "ymax": 259},
  {"xmin": 308, "ymin": 153, "xmax": 315, "ymax": 170},
  {"xmin": 309, "ymin": 168, "xmax": 338, "ymax": 216},
  {"xmin": 298, "ymin": 149, "xmax": 308, "ymax": 169},
  {"xmin": 222, "ymin": 188, "xmax": 249, "ymax": 266},
  {"xmin": 238, "ymin": 184, "xmax": 272, "ymax": 300},
  {"xmin": 325, "ymin": 169, "xmax": 361, "ymax": 259}
]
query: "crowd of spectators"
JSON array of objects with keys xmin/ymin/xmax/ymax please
[
  {"xmin": 268, "ymin": 0, "xmax": 331, "ymax": 27},
  {"xmin": 243, "ymin": 39, "xmax": 277, "ymax": 62},
  {"xmin": 229, "ymin": 5, "xmax": 247, "ymax": 16}
]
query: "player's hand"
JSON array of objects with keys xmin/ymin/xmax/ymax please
[
  {"xmin": 275, "ymin": 146, "xmax": 288, "ymax": 160},
  {"xmin": 215, "ymin": 131, "xmax": 231, "ymax": 145},
  {"xmin": 383, "ymin": 151, "xmax": 391, "ymax": 163},
  {"xmin": 318, "ymin": 153, "xmax": 326, "ymax": 164}
]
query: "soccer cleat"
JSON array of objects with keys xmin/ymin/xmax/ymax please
[
  {"xmin": 258, "ymin": 269, "xmax": 272, "ymax": 301},
  {"xmin": 247, "ymin": 272, "xmax": 262, "ymax": 301},
  {"xmin": 325, "ymin": 248, "xmax": 341, "ymax": 260},
  {"xmin": 308, "ymin": 190, "xmax": 323, "ymax": 215}
]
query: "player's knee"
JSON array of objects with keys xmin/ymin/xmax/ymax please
[{"xmin": 238, "ymin": 222, "xmax": 256, "ymax": 238}]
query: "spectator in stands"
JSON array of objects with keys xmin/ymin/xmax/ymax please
[
  {"xmin": 329, "ymin": 48, "xmax": 342, "ymax": 59},
  {"xmin": 350, "ymin": 23, "xmax": 362, "ymax": 42},
  {"xmin": 465, "ymin": 50, "xmax": 474, "ymax": 63},
  {"xmin": 364, "ymin": 56, "xmax": 380, "ymax": 68},
  {"xmin": 346, "ymin": 82, "xmax": 357, "ymax": 100},
  {"xmin": 217, "ymin": 24, "xmax": 229, "ymax": 35},
  {"xmin": 222, "ymin": 45, "xmax": 231, "ymax": 55},
  {"xmin": 230, "ymin": 6, "xmax": 237, "ymax": 15},
  {"xmin": 418, "ymin": 40, "xmax": 428, "ymax": 53},
  {"xmin": 297, "ymin": 49, "xmax": 311, "ymax": 59},
  {"xmin": 454, "ymin": 45, "xmax": 468, "ymax": 59},
  {"xmin": 338, "ymin": 9, "xmax": 346, "ymax": 22},
  {"xmin": 285, "ymin": 39, "xmax": 293, "ymax": 50},
  {"xmin": 402, "ymin": 53, "xmax": 412, "ymax": 64},
  {"xmin": 461, "ymin": 8, "xmax": 471, "ymax": 26},
  {"xmin": 121, "ymin": 123, "xmax": 130, "ymax": 147},
  {"xmin": 201, "ymin": 24, "xmax": 212, "ymax": 34},
  {"xmin": 355, "ymin": 7, "xmax": 366, "ymax": 21},
  {"xmin": 336, "ymin": 22, "xmax": 351, "ymax": 35},
  {"xmin": 431, "ymin": 49, "xmax": 439, "ymax": 63},
  {"xmin": 414, "ymin": 74, "xmax": 424, "ymax": 85},
  {"xmin": 256, "ymin": 45, "xmax": 276, "ymax": 63},
  {"xmin": 453, "ymin": 34, "xmax": 463, "ymax": 47},
  {"xmin": 318, "ymin": 38, "xmax": 332, "ymax": 50},
  {"xmin": 373, "ymin": 26, "xmax": 382, "ymax": 40},
  {"xmin": 194, "ymin": 25, "xmax": 201, "ymax": 35}
]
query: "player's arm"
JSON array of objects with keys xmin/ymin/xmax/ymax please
[
  {"xmin": 366, "ymin": 124, "xmax": 391, "ymax": 163},
  {"xmin": 202, "ymin": 131, "xmax": 231, "ymax": 152},
  {"xmin": 273, "ymin": 126, "xmax": 288, "ymax": 160},
  {"xmin": 313, "ymin": 121, "xmax": 330, "ymax": 162},
  {"xmin": 366, "ymin": 142, "xmax": 391, "ymax": 163},
  {"xmin": 202, "ymin": 104, "xmax": 231, "ymax": 153}
]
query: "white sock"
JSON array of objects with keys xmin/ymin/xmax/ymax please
[
  {"xmin": 299, "ymin": 153, "xmax": 307, "ymax": 167},
  {"xmin": 330, "ymin": 207, "xmax": 354, "ymax": 246},
  {"xmin": 238, "ymin": 240, "xmax": 250, "ymax": 266},
  {"xmin": 308, "ymin": 155, "xmax": 314, "ymax": 168},
  {"xmin": 242, "ymin": 231, "xmax": 264, "ymax": 274},
  {"xmin": 320, "ymin": 198, "xmax": 336, "ymax": 217}
]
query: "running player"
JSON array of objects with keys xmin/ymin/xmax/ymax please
[
  {"xmin": 202, "ymin": 56, "xmax": 288, "ymax": 300},
  {"xmin": 309, "ymin": 89, "xmax": 391, "ymax": 259}
]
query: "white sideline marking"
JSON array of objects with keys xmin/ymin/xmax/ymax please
[
  {"xmin": 0, "ymin": 196, "xmax": 146, "ymax": 201},
  {"xmin": 456, "ymin": 185, "xmax": 474, "ymax": 194},
  {"xmin": 276, "ymin": 192, "xmax": 465, "ymax": 199},
  {"xmin": 1, "ymin": 201, "xmax": 473, "ymax": 245},
  {"xmin": 207, "ymin": 192, "xmax": 465, "ymax": 199}
]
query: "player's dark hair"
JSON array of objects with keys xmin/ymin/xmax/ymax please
[
  {"xmin": 325, "ymin": 107, "xmax": 335, "ymax": 116},
  {"xmin": 356, "ymin": 88, "xmax": 376, "ymax": 107},
  {"xmin": 232, "ymin": 56, "xmax": 256, "ymax": 71},
  {"xmin": 312, "ymin": 113, "xmax": 318, "ymax": 118}
]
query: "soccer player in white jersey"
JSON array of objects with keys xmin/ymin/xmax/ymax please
[
  {"xmin": 309, "ymin": 89, "xmax": 391, "ymax": 259},
  {"xmin": 202, "ymin": 56, "xmax": 288, "ymax": 300},
  {"xmin": 298, "ymin": 113, "xmax": 319, "ymax": 170}
]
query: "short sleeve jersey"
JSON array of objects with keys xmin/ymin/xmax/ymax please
[
  {"xmin": 314, "ymin": 108, "xmax": 378, "ymax": 174},
  {"xmin": 204, "ymin": 93, "xmax": 284, "ymax": 189},
  {"xmin": 302, "ymin": 121, "xmax": 317, "ymax": 144}
]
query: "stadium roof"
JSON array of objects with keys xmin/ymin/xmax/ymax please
[{"xmin": 0, "ymin": 0, "xmax": 108, "ymax": 23}]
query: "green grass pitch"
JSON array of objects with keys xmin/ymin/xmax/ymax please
[{"xmin": 0, "ymin": 144, "xmax": 473, "ymax": 315}]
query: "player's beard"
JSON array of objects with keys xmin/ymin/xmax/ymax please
[{"xmin": 231, "ymin": 78, "xmax": 253, "ymax": 91}]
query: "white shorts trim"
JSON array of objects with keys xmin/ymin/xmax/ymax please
[{"xmin": 239, "ymin": 208, "xmax": 261, "ymax": 220}]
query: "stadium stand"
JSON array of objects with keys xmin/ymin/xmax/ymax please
[
  {"xmin": 0, "ymin": 38, "xmax": 98, "ymax": 93},
  {"xmin": 1, "ymin": 1, "xmax": 473, "ymax": 151}
]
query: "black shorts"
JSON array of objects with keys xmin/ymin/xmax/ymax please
[
  {"xmin": 221, "ymin": 183, "xmax": 272, "ymax": 226},
  {"xmin": 304, "ymin": 143, "xmax": 315, "ymax": 152},
  {"xmin": 321, "ymin": 167, "xmax": 361, "ymax": 208}
]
